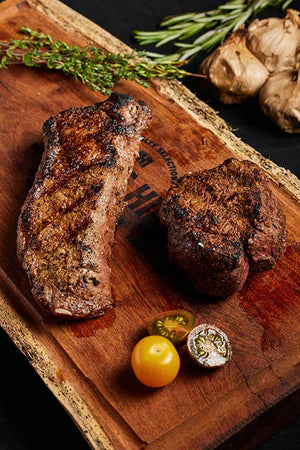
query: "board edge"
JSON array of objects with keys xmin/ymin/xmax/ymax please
[{"xmin": 0, "ymin": 267, "xmax": 114, "ymax": 450}]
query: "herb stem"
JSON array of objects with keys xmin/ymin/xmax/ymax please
[{"xmin": 0, "ymin": 27, "xmax": 194, "ymax": 94}]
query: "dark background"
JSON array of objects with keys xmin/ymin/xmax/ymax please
[{"xmin": 1, "ymin": 0, "xmax": 300, "ymax": 449}]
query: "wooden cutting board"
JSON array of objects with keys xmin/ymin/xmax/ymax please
[{"xmin": 0, "ymin": 0, "xmax": 299, "ymax": 448}]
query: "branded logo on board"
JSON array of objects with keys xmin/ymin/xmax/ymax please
[{"xmin": 123, "ymin": 136, "xmax": 178, "ymax": 222}]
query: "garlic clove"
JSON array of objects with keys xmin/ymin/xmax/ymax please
[
  {"xmin": 199, "ymin": 27, "xmax": 269, "ymax": 104},
  {"xmin": 247, "ymin": 9, "xmax": 300, "ymax": 73},
  {"xmin": 259, "ymin": 69, "xmax": 300, "ymax": 133}
]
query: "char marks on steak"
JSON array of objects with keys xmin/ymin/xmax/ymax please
[
  {"xmin": 159, "ymin": 158, "xmax": 287, "ymax": 297},
  {"xmin": 17, "ymin": 93, "xmax": 151, "ymax": 318}
]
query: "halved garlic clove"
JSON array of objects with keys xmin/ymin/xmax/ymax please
[
  {"xmin": 259, "ymin": 69, "xmax": 300, "ymax": 133},
  {"xmin": 199, "ymin": 27, "xmax": 269, "ymax": 104},
  {"xmin": 247, "ymin": 9, "xmax": 300, "ymax": 73}
]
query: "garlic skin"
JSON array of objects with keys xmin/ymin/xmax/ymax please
[
  {"xmin": 199, "ymin": 27, "xmax": 269, "ymax": 104},
  {"xmin": 247, "ymin": 9, "xmax": 300, "ymax": 73},
  {"xmin": 259, "ymin": 69, "xmax": 300, "ymax": 133}
]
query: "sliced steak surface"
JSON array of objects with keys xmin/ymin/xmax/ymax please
[
  {"xmin": 159, "ymin": 158, "xmax": 287, "ymax": 297},
  {"xmin": 17, "ymin": 93, "xmax": 151, "ymax": 318}
]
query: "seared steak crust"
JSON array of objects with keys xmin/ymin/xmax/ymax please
[
  {"xmin": 17, "ymin": 93, "xmax": 151, "ymax": 318},
  {"xmin": 159, "ymin": 158, "xmax": 287, "ymax": 297}
]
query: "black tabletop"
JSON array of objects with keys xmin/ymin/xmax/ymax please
[{"xmin": 1, "ymin": 0, "xmax": 300, "ymax": 449}]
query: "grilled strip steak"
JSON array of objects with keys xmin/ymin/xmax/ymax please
[
  {"xmin": 159, "ymin": 158, "xmax": 287, "ymax": 297},
  {"xmin": 17, "ymin": 93, "xmax": 151, "ymax": 318}
]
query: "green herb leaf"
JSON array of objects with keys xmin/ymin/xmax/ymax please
[
  {"xmin": 0, "ymin": 28, "xmax": 195, "ymax": 94},
  {"xmin": 134, "ymin": 0, "xmax": 294, "ymax": 62}
]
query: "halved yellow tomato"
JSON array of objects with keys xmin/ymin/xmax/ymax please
[
  {"xmin": 187, "ymin": 324, "xmax": 232, "ymax": 369},
  {"xmin": 147, "ymin": 309, "xmax": 196, "ymax": 346}
]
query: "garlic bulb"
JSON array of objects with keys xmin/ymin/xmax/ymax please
[
  {"xmin": 247, "ymin": 9, "xmax": 300, "ymax": 73},
  {"xmin": 199, "ymin": 27, "xmax": 269, "ymax": 104},
  {"xmin": 259, "ymin": 69, "xmax": 300, "ymax": 133}
]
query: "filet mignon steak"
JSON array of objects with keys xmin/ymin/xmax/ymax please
[
  {"xmin": 17, "ymin": 93, "xmax": 151, "ymax": 318},
  {"xmin": 159, "ymin": 158, "xmax": 287, "ymax": 297}
]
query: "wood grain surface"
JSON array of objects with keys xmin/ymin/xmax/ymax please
[{"xmin": 0, "ymin": 0, "xmax": 299, "ymax": 448}]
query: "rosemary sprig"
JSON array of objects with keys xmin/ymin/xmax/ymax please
[
  {"xmin": 0, "ymin": 27, "xmax": 192, "ymax": 94},
  {"xmin": 134, "ymin": 0, "xmax": 294, "ymax": 62}
]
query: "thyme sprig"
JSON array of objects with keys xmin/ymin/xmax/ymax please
[
  {"xmin": 134, "ymin": 0, "xmax": 294, "ymax": 62},
  {"xmin": 0, "ymin": 27, "xmax": 192, "ymax": 94}
]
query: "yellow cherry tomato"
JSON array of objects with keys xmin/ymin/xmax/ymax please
[{"xmin": 131, "ymin": 335, "xmax": 180, "ymax": 388}]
